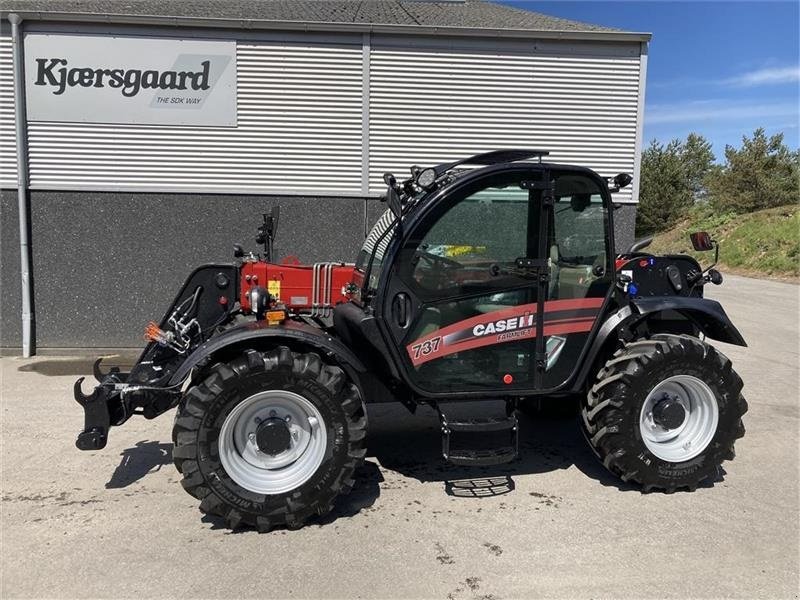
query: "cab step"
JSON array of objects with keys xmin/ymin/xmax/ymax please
[
  {"xmin": 439, "ymin": 408, "xmax": 519, "ymax": 466},
  {"xmin": 446, "ymin": 446, "xmax": 518, "ymax": 467}
]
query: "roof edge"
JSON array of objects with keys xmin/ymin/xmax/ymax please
[{"xmin": 2, "ymin": 10, "xmax": 652, "ymax": 42}]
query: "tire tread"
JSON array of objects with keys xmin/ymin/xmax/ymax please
[
  {"xmin": 172, "ymin": 346, "xmax": 367, "ymax": 531},
  {"xmin": 580, "ymin": 333, "xmax": 746, "ymax": 492}
]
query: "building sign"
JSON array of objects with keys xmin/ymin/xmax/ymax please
[{"xmin": 24, "ymin": 34, "xmax": 236, "ymax": 126}]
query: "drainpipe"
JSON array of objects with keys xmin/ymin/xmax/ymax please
[{"xmin": 9, "ymin": 13, "xmax": 33, "ymax": 357}]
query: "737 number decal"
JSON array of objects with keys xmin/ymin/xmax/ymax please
[{"xmin": 410, "ymin": 336, "xmax": 441, "ymax": 360}]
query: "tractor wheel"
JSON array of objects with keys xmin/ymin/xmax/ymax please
[
  {"xmin": 172, "ymin": 347, "xmax": 367, "ymax": 531},
  {"xmin": 581, "ymin": 334, "xmax": 746, "ymax": 492}
]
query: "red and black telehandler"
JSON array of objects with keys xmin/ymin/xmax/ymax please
[{"xmin": 75, "ymin": 150, "xmax": 747, "ymax": 530}]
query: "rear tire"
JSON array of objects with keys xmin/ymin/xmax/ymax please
[
  {"xmin": 172, "ymin": 346, "xmax": 367, "ymax": 531},
  {"xmin": 581, "ymin": 334, "xmax": 746, "ymax": 492}
]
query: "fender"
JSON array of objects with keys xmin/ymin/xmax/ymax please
[
  {"xmin": 572, "ymin": 297, "xmax": 746, "ymax": 393},
  {"xmin": 167, "ymin": 319, "xmax": 368, "ymax": 386},
  {"xmin": 629, "ymin": 296, "xmax": 747, "ymax": 347}
]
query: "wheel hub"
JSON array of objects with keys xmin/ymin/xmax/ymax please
[
  {"xmin": 639, "ymin": 375, "xmax": 719, "ymax": 463},
  {"xmin": 255, "ymin": 418, "xmax": 292, "ymax": 455},
  {"xmin": 218, "ymin": 390, "xmax": 328, "ymax": 495},
  {"xmin": 651, "ymin": 395, "xmax": 686, "ymax": 430}
]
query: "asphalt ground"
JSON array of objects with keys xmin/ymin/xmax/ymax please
[{"xmin": 1, "ymin": 274, "xmax": 798, "ymax": 599}]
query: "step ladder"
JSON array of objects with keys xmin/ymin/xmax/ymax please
[{"xmin": 438, "ymin": 404, "xmax": 519, "ymax": 466}]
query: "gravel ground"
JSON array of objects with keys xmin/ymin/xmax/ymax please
[{"xmin": 1, "ymin": 274, "xmax": 798, "ymax": 599}]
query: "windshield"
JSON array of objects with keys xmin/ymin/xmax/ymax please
[
  {"xmin": 355, "ymin": 209, "xmax": 396, "ymax": 293},
  {"xmin": 356, "ymin": 182, "xmax": 432, "ymax": 295}
]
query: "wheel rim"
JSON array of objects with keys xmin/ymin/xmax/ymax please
[
  {"xmin": 639, "ymin": 375, "xmax": 719, "ymax": 462},
  {"xmin": 218, "ymin": 390, "xmax": 327, "ymax": 495}
]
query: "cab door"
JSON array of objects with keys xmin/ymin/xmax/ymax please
[
  {"xmin": 541, "ymin": 170, "xmax": 614, "ymax": 388},
  {"xmin": 380, "ymin": 168, "xmax": 548, "ymax": 394},
  {"xmin": 380, "ymin": 167, "xmax": 613, "ymax": 396}
]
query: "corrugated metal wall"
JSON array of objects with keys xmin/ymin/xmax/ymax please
[
  {"xmin": 24, "ymin": 40, "xmax": 364, "ymax": 195},
  {"xmin": 1, "ymin": 30, "xmax": 643, "ymax": 203},
  {"xmin": 369, "ymin": 40, "xmax": 640, "ymax": 202},
  {"xmin": 0, "ymin": 33, "xmax": 17, "ymax": 188}
]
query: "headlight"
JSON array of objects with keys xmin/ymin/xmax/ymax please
[
  {"xmin": 248, "ymin": 286, "xmax": 269, "ymax": 319},
  {"xmin": 417, "ymin": 168, "xmax": 437, "ymax": 189}
]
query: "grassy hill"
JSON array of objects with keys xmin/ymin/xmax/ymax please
[{"xmin": 648, "ymin": 204, "xmax": 799, "ymax": 281}]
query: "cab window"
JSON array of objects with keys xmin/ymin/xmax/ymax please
[
  {"xmin": 409, "ymin": 185, "xmax": 530, "ymax": 294},
  {"xmin": 549, "ymin": 174, "xmax": 610, "ymax": 300}
]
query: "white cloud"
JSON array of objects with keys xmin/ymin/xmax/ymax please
[
  {"xmin": 722, "ymin": 65, "xmax": 800, "ymax": 87},
  {"xmin": 646, "ymin": 99, "xmax": 799, "ymax": 125},
  {"xmin": 648, "ymin": 65, "xmax": 800, "ymax": 90}
]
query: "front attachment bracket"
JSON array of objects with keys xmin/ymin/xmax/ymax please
[
  {"xmin": 74, "ymin": 359, "xmax": 133, "ymax": 451},
  {"xmin": 74, "ymin": 377, "xmax": 113, "ymax": 451}
]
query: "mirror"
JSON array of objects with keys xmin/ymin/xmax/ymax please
[
  {"xmin": 614, "ymin": 173, "xmax": 633, "ymax": 189},
  {"xmin": 690, "ymin": 231, "xmax": 714, "ymax": 251},
  {"xmin": 383, "ymin": 173, "xmax": 402, "ymax": 218}
]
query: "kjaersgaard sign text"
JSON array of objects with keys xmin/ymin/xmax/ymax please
[{"xmin": 24, "ymin": 34, "xmax": 236, "ymax": 126}]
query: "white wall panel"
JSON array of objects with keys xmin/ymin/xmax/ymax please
[
  {"xmin": 25, "ymin": 41, "xmax": 364, "ymax": 194},
  {"xmin": 0, "ymin": 33, "xmax": 17, "ymax": 188},
  {"xmin": 6, "ymin": 30, "xmax": 644, "ymax": 201},
  {"xmin": 369, "ymin": 44, "xmax": 641, "ymax": 202}
]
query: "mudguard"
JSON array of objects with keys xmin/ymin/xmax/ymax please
[
  {"xmin": 571, "ymin": 296, "xmax": 745, "ymax": 393},
  {"xmin": 630, "ymin": 296, "xmax": 747, "ymax": 347},
  {"xmin": 167, "ymin": 319, "xmax": 368, "ymax": 386}
]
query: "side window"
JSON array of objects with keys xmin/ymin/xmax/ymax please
[
  {"xmin": 550, "ymin": 174, "xmax": 610, "ymax": 300},
  {"xmin": 410, "ymin": 186, "xmax": 529, "ymax": 293},
  {"xmin": 553, "ymin": 194, "xmax": 607, "ymax": 262}
]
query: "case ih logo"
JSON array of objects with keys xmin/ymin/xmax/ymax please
[
  {"xmin": 406, "ymin": 298, "xmax": 605, "ymax": 366},
  {"xmin": 34, "ymin": 58, "xmax": 212, "ymax": 98}
]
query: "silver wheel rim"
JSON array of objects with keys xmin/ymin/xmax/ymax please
[
  {"xmin": 639, "ymin": 375, "xmax": 719, "ymax": 462},
  {"xmin": 218, "ymin": 390, "xmax": 327, "ymax": 495}
]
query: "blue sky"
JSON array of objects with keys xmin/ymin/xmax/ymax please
[{"xmin": 502, "ymin": 1, "xmax": 800, "ymax": 161}]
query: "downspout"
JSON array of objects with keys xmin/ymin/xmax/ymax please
[{"xmin": 9, "ymin": 13, "xmax": 33, "ymax": 357}]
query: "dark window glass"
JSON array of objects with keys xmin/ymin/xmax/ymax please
[
  {"xmin": 548, "ymin": 174, "xmax": 610, "ymax": 301},
  {"xmin": 410, "ymin": 186, "xmax": 530, "ymax": 295}
]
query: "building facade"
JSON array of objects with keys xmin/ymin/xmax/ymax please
[{"xmin": 0, "ymin": 0, "xmax": 649, "ymax": 350}]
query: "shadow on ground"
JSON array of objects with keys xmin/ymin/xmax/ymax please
[
  {"xmin": 100, "ymin": 402, "xmax": 723, "ymax": 531},
  {"xmin": 367, "ymin": 403, "xmax": 723, "ymax": 495},
  {"xmin": 366, "ymin": 403, "xmax": 639, "ymax": 494},
  {"xmin": 106, "ymin": 440, "xmax": 173, "ymax": 489},
  {"xmin": 18, "ymin": 357, "xmax": 136, "ymax": 376}
]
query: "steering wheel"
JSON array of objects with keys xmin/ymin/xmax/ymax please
[{"xmin": 416, "ymin": 250, "xmax": 462, "ymax": 271}]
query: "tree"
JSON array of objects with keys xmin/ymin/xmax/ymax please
[
  {"xmin": 682, "ymin": 133, "xmax": 716, "ymax": 196},
  {"xmin": 636, "ymin": 134, "xmax": 715, "ymax": 235},
  {"xmin": 706, "ymin": 128, "xmax": 800, "ymax": 213}
]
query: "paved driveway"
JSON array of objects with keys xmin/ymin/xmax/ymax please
[{"xmin": 1, "ymin": 275, "xmax": 798, "ymax": 599}]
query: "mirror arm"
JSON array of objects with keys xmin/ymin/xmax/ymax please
[
  {"xmin": 701, "ymin": 240, "xmax": 720, "ymax": 275},
  {"xmin": 710, "ymin": 240, "xmax": 719, "ymax": 271}
]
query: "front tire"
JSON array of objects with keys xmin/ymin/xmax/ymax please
[
  {"xmin": 581, "ymin": 334, "xmax": 746, "ymax": 492},
  {"xmin": 172, "ymin": 347, "xmax": 367, "ymax": 531}
]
